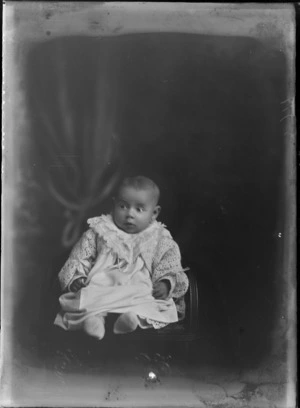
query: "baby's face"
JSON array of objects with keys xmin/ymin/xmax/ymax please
[{"xmin": 113, "ymin": 186, "xmax": 160, "ymax": 234}]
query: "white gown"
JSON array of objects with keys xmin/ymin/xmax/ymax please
[{"xmin": 54, "ymin": 228, "xmax": 179, "ymax": 331}]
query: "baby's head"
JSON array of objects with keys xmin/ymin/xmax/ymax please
[{"xmin": 112, "ymin": 176, "xmax": 161, "ymax": 234}]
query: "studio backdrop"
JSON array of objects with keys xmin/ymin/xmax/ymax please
[{"xmin": 4, "ymin": 3, "xmax": 295, "ymax": 370}]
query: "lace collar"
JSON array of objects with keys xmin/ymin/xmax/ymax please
[{"xmin": 87, "ymin": 214, "xmax": 172, "ymax": 270}]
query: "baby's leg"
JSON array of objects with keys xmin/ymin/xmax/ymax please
[
  {"xmin": 113, "ymin": 312, "xmax": 139, "ymax": 334},
  {"xmin": 83, "ymin": 314, "xmax": 106, "ymax": 340}
]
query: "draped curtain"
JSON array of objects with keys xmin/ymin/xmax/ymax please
[{"xmin": 27, "ymin": 38, "xmax": 122, "ymax": 248}]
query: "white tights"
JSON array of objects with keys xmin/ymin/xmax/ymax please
[
  {"xmin": 113, "ymin": 312, "xmax": 139, "ymax": 334},
  {"xmin": 82, "ymin": 315, "xmax": 106, "ymax": 340},
  {"xmin": 82, "ymin": 312, "xmax": 139, "ymax": 340}
]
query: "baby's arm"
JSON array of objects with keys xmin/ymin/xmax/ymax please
[
  {"xmin": 58, "ymin": 228, "xmax": 97, "ymax": 292},
  {"xmin": 152, "ymin": 239, "xmax": 189, "ymax": 300}
]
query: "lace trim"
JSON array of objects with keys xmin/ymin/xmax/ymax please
[
  {"xmin": 58, "ymin": 229, "xmax": 97, "ymax": 291},
  {"xmin": 143, "ymin": 317, "xmax": 169, "ymax": 329},
  {"xmin": 151, "ymin": 240, "xmax": 189, "ymax": 298},
  {"xmin": 87, "ymin": 215, "xmax": 172, "ymax": 270}
]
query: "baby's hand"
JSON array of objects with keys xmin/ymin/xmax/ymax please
[
  {"xmin": 152, "ymin": 280, "xmax": 170, "ymax": 300},
  {"xmin": 70, "ymin": 277, "xmax": 87, "ymax": 292}
]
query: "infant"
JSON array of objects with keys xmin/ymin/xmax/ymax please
[{"xmin": 54, "ymin": 176, "xmax": 189, "ymax": 339}]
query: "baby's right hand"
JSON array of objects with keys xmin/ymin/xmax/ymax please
[{"xmin": 70, "ymin": 277, "xmax": 87, "ymax": 292}]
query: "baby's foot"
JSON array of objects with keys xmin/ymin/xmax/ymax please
[
  {"xmin": 113, "ymin": 312, "xmax": 139, "ymax": 334},
  {"xmin": 83, "ymin": 316, "xmax": 105, "ymax": 340}
]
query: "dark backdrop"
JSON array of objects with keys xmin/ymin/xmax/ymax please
[{"xmin": 15, "ymin": 33, "xmax": 287, "ymax": 367}]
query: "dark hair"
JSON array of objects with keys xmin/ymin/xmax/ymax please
[{"xmin": 118, "ymin": 176, "xmax": 160, "ymax": 204}]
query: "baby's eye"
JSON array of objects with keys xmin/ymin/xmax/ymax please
[
  {"xmin": 137, "ymin": 207, "xmax": 144, "ymax": 213},
  {"xmin": 119, "ymin": 203, "xmax": 127, "ymax": 209}
]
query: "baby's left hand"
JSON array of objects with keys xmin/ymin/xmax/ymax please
[{"xmin": 153, "ymin": 280, "xmax": 170, "ymax": 300}]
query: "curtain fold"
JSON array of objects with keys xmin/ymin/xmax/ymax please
[{"xmin": 28, "ymin": 39, "xmax": 121, "ymax": 248}]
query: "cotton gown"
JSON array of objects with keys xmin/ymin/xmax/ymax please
[{"xmin": 54, "ymin": 217, "xmax": 179, "ymax": 331}]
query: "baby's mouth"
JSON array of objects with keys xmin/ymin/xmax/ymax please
[{"xmin": 125, "ymin": 222, "xmax": 135, "ymax": 227}]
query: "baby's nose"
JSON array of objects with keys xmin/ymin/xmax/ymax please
[{"xmin": 127, "ymin": 208, "xmax": 135, "ymax": 217}]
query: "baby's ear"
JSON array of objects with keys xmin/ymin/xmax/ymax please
[{"xmin": 152, "ymin": 205, "xmax": 161, "ymax": 220}]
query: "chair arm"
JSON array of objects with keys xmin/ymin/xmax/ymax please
[{"xmin": 186, "ymin": 269, "xmax": 199, "ymax": 332}]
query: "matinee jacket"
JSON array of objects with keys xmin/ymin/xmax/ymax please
[{"xmin": 58, "ymin": 215, "xmax": 189, "ymax": 317}]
